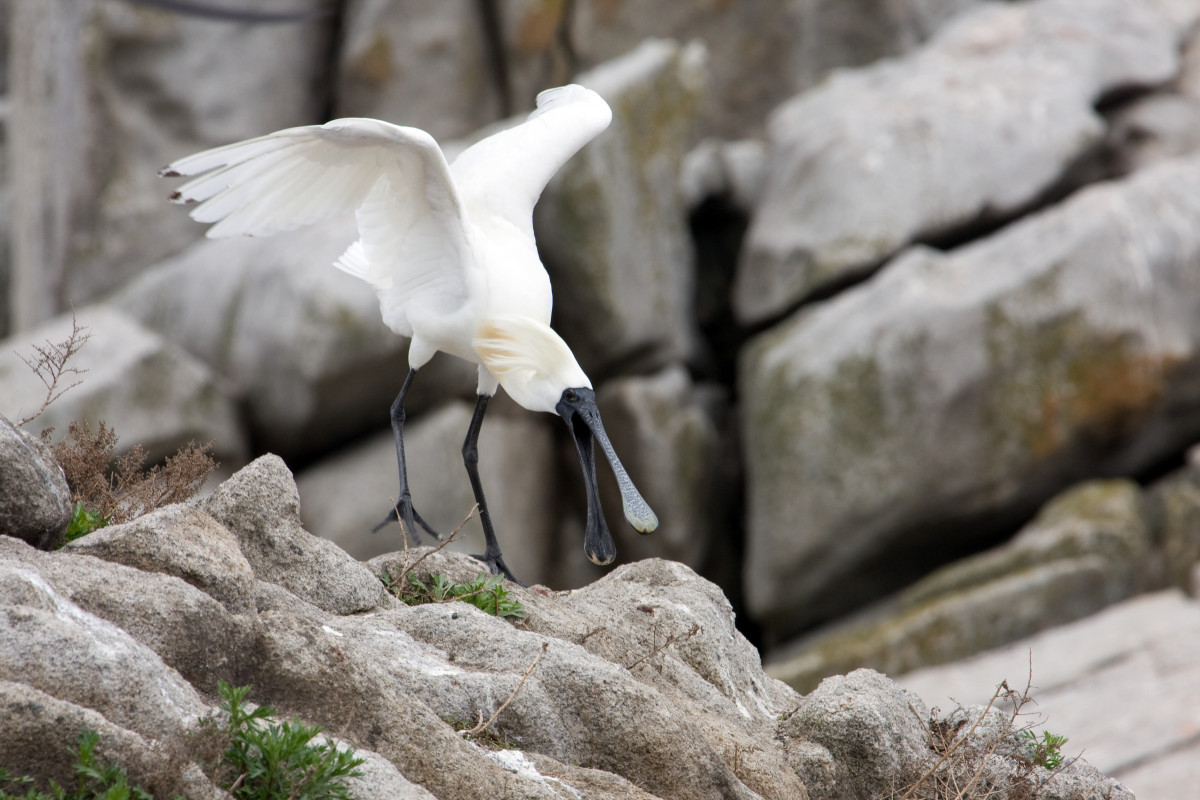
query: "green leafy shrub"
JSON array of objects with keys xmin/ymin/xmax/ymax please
[{"xmin": 209, "ymin": 682, "xmax": 363, "ymax": 800}]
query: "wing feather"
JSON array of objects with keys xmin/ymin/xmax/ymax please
[
  {"xmin": 449, "ymin": 84, "xmax": 611, "ymax": 228},
  {"xmin": 162, "ymin": 118, "xmax": 477, "ymax": 339}
]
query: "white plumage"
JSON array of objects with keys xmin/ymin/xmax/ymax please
[{"xmin": 162, "ymin": 84, "xmax": 657, "ymax": 580}]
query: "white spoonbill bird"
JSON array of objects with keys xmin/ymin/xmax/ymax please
[{"xmin": 160, "ymin": 84, "xmax": 658, "ymax": 582}]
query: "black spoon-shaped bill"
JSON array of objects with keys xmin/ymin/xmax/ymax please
[{"xmin": 557, "ymin": 387, "xmax": 658, "ymax": 565}]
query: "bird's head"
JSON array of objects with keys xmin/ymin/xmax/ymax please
[{"xmin": 474, "ymin": 316, "xmax": 658, "ymax": 564}]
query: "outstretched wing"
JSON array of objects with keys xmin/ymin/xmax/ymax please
[
  {"xmin": 162, "ymin": 119, "xmax": 475, "ymax": 330},
  {"xmin": 449, "ymin": 84, "xmax": 612, "ymax": 231}
]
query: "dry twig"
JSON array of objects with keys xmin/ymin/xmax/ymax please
[
  {"xmin": 18, "ymin": 309, "xmax": 91, "ymax": 426},
  {"xmin": 462, "ymin": 642, "xmax": 548, "ymax": 737}
]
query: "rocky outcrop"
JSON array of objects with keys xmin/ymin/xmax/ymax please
[
  {"xmin": 735, "ymin": 0, "xmax": 1187, "ymax": 322},
  {"xmin": 742, "ymin": 152, "xmax": 1200, "ymax": 637},
  {"xmin": 0, "ymin": 458, "xmax": 1131, "ymax": 799},
  {"xmin": 766, "ymin": 479, "xmax": 1160, "ymax": 692}
]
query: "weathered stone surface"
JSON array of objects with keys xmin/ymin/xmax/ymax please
[
  {"xmin": 568, "ymin": 0, "xmax": 981, "ymax": 138},
  {"xmin": 2, "ymin": 535, "xmax": 260, "ymax": 693},
  {"xmin": 203, "ymin": 454, "xmax": 387, "ymax": 615},
  {"xmin": 736, "ymin": 0, "xmax": 1183, "ymax": 323},
  {"xmin": 766, "ymin": 480, "xmax": 1157, "ymax": 692},
  {"xmin": 0, "ymin": 414, "xmax": 71, "ymax": 549},
  {"xmin": 64, "ymin": 503, "xmax": 257, "ymax": 615},
  {"xmin": 785, "ymin": 668, "xmax": 1133, "ymax": 800},
  {"xmin": 783, "ymin": 669, "xmax": 933, "ymax": 798},
  {"xmin": 1150, "ymin": 445, "xmax": 1200, "ymax": 590},
  {"xmin": 899, "ymin": 590, "xmax": 1200, "ymax": 800},
  {"xmin": 536, "ymin": 39, "xmax": 706, "ymax": 377},
  {"xmin": 741, "ymin": 152, "xmax": 1200, "ymax": 638},
  {"xmin": 0, "ymin": 306, "xmax": 246, "ymax": 464},
  {"xmin": 1103, "ymin": 92, "xmax": 1200, "ymax": 177},
  {"xmin": 326, "ymin": 738, "xmax": 438, "ymax": 800},
  {"xmin": 0, "ymin": 543, "xmax": 209, "ymax": 739},
  {"xmin": 8, "ymin": 0, "xmax": 329, "ymax": 323},
  {"xmin": 366, "ymin": 553, "xmax": 804, "ymax": 800},
  {"xmin": 335, "ymin": 0, "xmax": 501, "ymax": 141},
  {"xmin": 0, "ymin": 682, "xmax": 224, "ymax": 800},
  {"xmin": 113, "ymin": 219, "xmax": 478, "ymax": 460},
  {"xmin": 297, "ymin": 401, "xmax": 558, "ymax": 584},
  {"xmin": 1, "ymin": 453, "xmax": 1137, "ymax": 799}
]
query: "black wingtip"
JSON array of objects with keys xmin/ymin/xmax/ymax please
[{"xmin": 158, "ymin": 168, "xmax": 181, "ymax": 178}]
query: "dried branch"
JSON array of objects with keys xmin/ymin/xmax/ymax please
[
  {"xmin": 462, "ymin": 642, "xmax": 548, "ymax": 737},
  {"xmin": 384, "ymin": 504, "xmax": 477, "ymax": 596},
  {"xmin": 18, "ymin": 310, "xmax": 91, "ymax": 426}
]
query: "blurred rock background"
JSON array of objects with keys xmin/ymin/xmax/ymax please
[{"xmin": 4, "ymin": 0, "xmax": 1200, "ymax": 794}]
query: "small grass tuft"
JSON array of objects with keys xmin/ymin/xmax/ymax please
[
  {"xmin": 60, "ymin": 503, "xmax": 110, "ymax": 547},
  {"xmin": 387, "ymin": 571, "xmax": 526, "ymax": 619},
  {"xmin": 1018, "ymin": 729, "xmax": 1069, "ymax": 771}
]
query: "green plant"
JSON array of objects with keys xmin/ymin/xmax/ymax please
[
  {"xmin": 0, "ymin": 730, "xmax": 156, "ymax": 800},
  {"xmin": 60, "ymin": 503, "xmax": 110, "ymax": 547},
  {"xmin": 210, "ymin": 682, "xmax": 363, "ymax": 800},
  {"xmin": 386, "ymin": 570, "xmax": 526, "ymax": 619},
  {"xmin": 1018, "ymin": 729, "xmax": 1069, "ymax": 770}
]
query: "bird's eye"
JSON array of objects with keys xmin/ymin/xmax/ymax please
[{"xmin": 565, "ymin": 389, "xmax": 578, "ymax": 402}]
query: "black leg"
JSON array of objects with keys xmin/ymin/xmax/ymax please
[
  {"xmin": 373, "ymin": 368, "xmax": 441, "ymax": 541},
  {"xmin": 461, "ymin": 394, "xmax": 523, "ymax": 585}
]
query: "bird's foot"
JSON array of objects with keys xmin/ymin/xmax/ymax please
[
  {"xmin": 372, "ymin": 498, "xmax": 442, "ymax": 542},
  {"xmin": 472, "ymin": 551, "xmax": 525, "ymax": 587}
]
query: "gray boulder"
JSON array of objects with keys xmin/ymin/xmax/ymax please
[
  {"xmin": 0, "ymin": 414, "xmax": 71, "ymax": 549},
  {"xmin": 766, "ymin": 480, "xmax": 1157, "ymax": 692},
  {"xmin": 1150, "ymin": 444, "xmax": 1200, "ymax": 590},
  {"xmin": 335, "ymin": 0, "xmax": 502, "ymax": 140},
  {"xmin": 7, "ymin": 0, "xmax": 329, "ymax": 321},
  {"xmin": 735, "ymin": 0, "xmax": 1184, "ymax": 323},
  {"xmin": 783, "ymin": 669, "xmax": 933, "ymax": 799},
  {"xmin": 0, "ymin": 306, "xmax": 246, "ymax": 464},
  {"xmin": 784, "ymin": 668, "xmax": 1132, "ymax": 800},
  {"xmin": 2, "ymin": 535, "xmax": 259, "ymax": 695},
  {"xmin": 0, "ymin": 682, "xmax": 223, "ymax": 800},
  {"xmin": 0, "ymin": 540, "xmax": 210, "ymax": 740},
  {"xmin": 537, "ymin": 39, "xmax": 706, "ymax": 377},
  {"xmin": 202, "ymin": 454, "xmax": 388, "ymax": 616},
  {"xmin": 569, "ymin": 0, "xmax": 982, "ymax": 138},
  {"xmin": 64, "ymin": 502, "xmax": 257, "ymax": 615},
  {"xmin": 741, "ymin": 152, "xmax": 1200, "ymax": 638},
  {"xmin": 0, "ymin": 451, "xmax": 1136, "ymax": 799}
]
